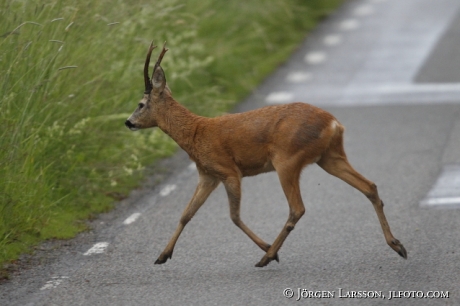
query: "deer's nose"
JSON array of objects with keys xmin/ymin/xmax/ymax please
[{"xmin": 125, "ymin": 120, "xmax": 135, "ymax": 129}]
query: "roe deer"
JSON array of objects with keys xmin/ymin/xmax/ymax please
[{"xmin": 125, "ymin": 42, "xmax": 407, "ymax": 267}]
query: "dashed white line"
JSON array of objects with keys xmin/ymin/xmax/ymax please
[
  {"xmin": 188, "ymin": 162, "xmax": 197, "ymax": 170},
  {"xmin": 323, "ymin": 34, "xmax": 343, "ymax": 46},
  {"xmin": 83, "ymin": 242, "xmax": 109, "ymax": 255},
  {"xmin": 339, "ymin": 19, "xmax": 360, "ymax": 31},
  {"xmin": 160, "ymin": 184, "xmax": 177, "ymax": 197},
  {"xmin": 40, "ymin": 276, "xmax": 69, "ymax": 290},
  {"xmin": 354, "ymin": 5, "xmax": 374, "ymax": 16},
  {"xmin": 265, "ymin": 92, "xmax": 294, "ymax": 104},
  {"xmin": 123, "ymin": 212, "xmax": 141, "ymax": 225},
  {"xmin": 286, "ymin": 72, "xmax": 312, "ymax": 83},
  {"xmin": 304, "ymin": 52, "xmax": 327, "ymax": 64}
]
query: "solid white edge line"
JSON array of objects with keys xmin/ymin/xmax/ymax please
[
  {"xmin": 346, "ymin": 83, "xmax": 460, "ymax": 96},
  {"xmin": 421, "ymin": 197, "xmax": 460, "ymax": 206}
]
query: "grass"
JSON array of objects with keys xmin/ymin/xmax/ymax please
[{"xmin": 0, "ymin": 0, "xmax": 343, "ymax": 270}]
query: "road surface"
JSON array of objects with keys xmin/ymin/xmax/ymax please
[{"xmin": 2, "ymin": 0, "xmax": 460, "ymax": 305}]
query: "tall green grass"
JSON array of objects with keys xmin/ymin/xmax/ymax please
[{"xmin": 0, "ymin": 0, "xmax": 342, "ymax": 268}]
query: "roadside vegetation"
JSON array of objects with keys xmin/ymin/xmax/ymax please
[{"xmin": 0, "ymin": 0, "xmax": 343, "ymax": 271}]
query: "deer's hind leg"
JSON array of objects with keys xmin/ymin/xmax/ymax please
[{"xmin": 317, "ymin": 138, "xmax": 407, "ymax": 259}]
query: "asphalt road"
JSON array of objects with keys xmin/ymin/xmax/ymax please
[{"xmin": 2, "ymin": 0, "xmax": 460, "ymax": 305}]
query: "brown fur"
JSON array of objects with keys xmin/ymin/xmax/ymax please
[{"xmin": 125, "ymin": 45, "xmax": 407, "ymax": 267}]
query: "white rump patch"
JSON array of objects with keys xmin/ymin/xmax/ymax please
[{"xmin": 330, "ymin": 120, "xmax": 338, "ymax": 131}]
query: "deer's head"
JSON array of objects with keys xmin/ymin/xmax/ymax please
[{"xmin": 125, "ymin": 42, "xmax": 169, "ymax": 131}]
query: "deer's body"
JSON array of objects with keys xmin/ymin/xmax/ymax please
[
  {"xmin": 125, "ymin": 43, "xmax": 407, "ymax": 267},
  {"xmin": 159, "ymin": 101, "xmax": 337, "ymax": 178}
]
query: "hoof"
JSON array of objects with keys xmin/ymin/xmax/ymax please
[
  {"xmin": 154, "ymin": 252, "xmax": 172, "ymax": 265},
  {"xmin": 397, "ymin": 245, "xmax": 408, "ymax": 259},
  {"xmin": 255, "ymin": 260, "xmax": 268, "ymax": 268},
  {"xmin": 154, "ymin": 258, "xmax": 167, "ymax": 265},
  {"xmin": 265, "ymin": 245, "xmax": 279, "ymax": 263},
  {"xmin": 255, "ymin": 255, "xmax": 279, "ymax": 268},
  {"xmin": 391, "ymin": 239, "xmax": 407, "ymax": 259}
]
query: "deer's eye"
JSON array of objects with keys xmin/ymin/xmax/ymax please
[{"xmin": 138, "ymin": 103, "xmax": 145, "ymax": 109}]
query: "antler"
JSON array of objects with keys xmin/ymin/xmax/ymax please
[
  {"xmin": 144, "ymin": 42, "xmax": 157, "ymax": 94},
  {"xmin": 151, "ymin": 41, "xmax": 169, "ymax": 80}
]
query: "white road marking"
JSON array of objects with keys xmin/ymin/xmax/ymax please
[
  {"xmin": 123, "ymin": 212, "xmax": 141, "ymax": 225},
  {"xmin": 188, "ymin": 162, "xmax": 197, "ymax": 170},
  {"xmin": 266, "ymin": 83, "xmax": 460, "ymax": 106},
  {"xmin": 339, "ymin": 19, "xmax": 360, "ymax": 31},
  {"xmin": 83, "ymin": 242, "xmax": 109, "ymax": 255},
  {"xmin": 304, "ymin": 52, "xmax": 326, "ymax": 64},
  {"xmin": 286, "ymin": 72, "xmax": 312, "ymax": 83},
  {"xmin": 354, "ymin": 5, "xmax": 374, "ymax": 16},
  {"xmin": 421, "ymin": 197, "xmax": 460, "ymax": 206},
  {"xmin": 323, "ymin": 34, "xmax": 343, "ymax": 46},
  {"xmin": 265, "ymin": 92, "xmax": 294, "ymax": 104},
  {"xmin": 160, "ymin": 184, "xmax": 177, "ymax": 197},
  {"xmin": 420, "ymin": 165, "xmax": 460, "ymax": 208},
  {"xmin": 345, "ymin": 83, "xmax": 460, "ymax": 96},
  {"xmin": 40, "ymin": 276, "xmax": 69, "ymax": 290}
]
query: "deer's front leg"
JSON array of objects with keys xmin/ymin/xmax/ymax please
[
  {"xmin": 223, "ymin": 175, "xmax": 279, "ymax": 262},
  {"xmin": 155, "ymin": 173, "xmax": 219, "ymax": 264},
  {"xmin": 255, "ymin": 163, "xmax": 305, "ymax": 267}
]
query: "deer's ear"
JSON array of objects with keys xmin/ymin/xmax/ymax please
[{"xmin": 152, "ymin": 66, "xmax": 166, "ymax": 93}]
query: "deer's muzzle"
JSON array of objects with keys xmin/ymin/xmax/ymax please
[{"xmin": 125, "ymin": 119, "xmax": 138, "ymax": 131}]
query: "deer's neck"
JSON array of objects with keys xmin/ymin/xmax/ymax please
[{"xmin": 157, "ymin": 98, "xmax": 201, "ymax": 154}]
